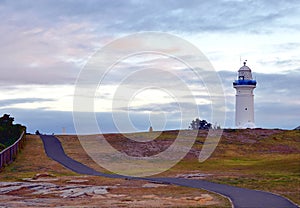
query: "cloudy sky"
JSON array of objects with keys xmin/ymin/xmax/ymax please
[{"xmin": 0, "ymin": 0, "xmax": 299, "ymax": 134}]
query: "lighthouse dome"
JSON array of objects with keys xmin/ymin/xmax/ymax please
[
  {"xmin": 237, "ymin": 62, "xmax": 253, "ymax": 80},
  {"xmin": 238, "ymin": 65, "xmax": 251, "ymax": 72}
]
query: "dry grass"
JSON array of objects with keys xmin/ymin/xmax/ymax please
[
  {"xmin": 57, "ymin": 129, "xmax": 300, "ymax": 205},
  {"xmin": 0, "ymin": 135, "xmax": 76, "ymax": 181},
  {"xmin": 1, "ymin": 129, "xmax": 298, "ymax": 206},
  {"xmin": 55, "ymin": 134, "xmax": 109, "ymax": 173},
  {"xmin": 0, "ymin": 134, "xmax": 231, "ymax": 208}
]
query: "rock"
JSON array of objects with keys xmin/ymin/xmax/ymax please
[
  {"xmin": 0, "ymin": 182, "xmax": 23, "ymax": 187},
  {"xmin": 33, "ymin": 172, "xmax": 56, "ymax": 179},
  {"xmin": 0, "ymin": 182, "xmax": 110, "ymax": 198},
  {"xmin": 23, "ymin": 178, "xmax": 59, "ymax": 182},
  {"xmin": 142, "ymin": 183, "xmax": 168, "ymax": 188},
  {"xmin": 68, "ymin": 191, "xmax": 88, "ymax": 198},
  {"xmin": 201, "ymin": 194, "xmax": 213, "ymax": 201},
  {"xmin": 22, "ymin": 178, "xmax": 33, "ymax": 181},
  {"xmin": 142, "ymin": 194, "xmax": 157, "ymax": 199},
  {"xmin": 0, "ymin": 196, "xmax": 54, "ymax": 207},
  {"xmin": 193, "ymin": 196, "xmax": 204, "ymax": 201},
  {"xmin": 0, "ymin": 185, "xmax": 24, "ymax": 194},
  {"xmin": 22, "ymin": 172, "xmax": 57, "ymax": 182},
  {"xmin": 66, "ymin": 179, "xmax": 89, "ymax": 184},
  {"xmin": 177, "ymin": 173, "xmax": 212, "ymax": 179},
  {"xmin": 93, "ymin": 188, "xmax": 108, "ymax": 195}
]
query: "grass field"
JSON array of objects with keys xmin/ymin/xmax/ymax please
[
  {"xmin": 57, "ymin": 129, "xmax": 300, "ymax": 205},
  {"xmin": 0, "ymin": 134, "xmax": 231, "ymax": 208},
  {"xmin": 0, "ymin": 129, "xmax": 299, "ymax": 207}
]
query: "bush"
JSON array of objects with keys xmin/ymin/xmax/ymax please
[
  {"xmin": 189, "ymin": 118, "xmax": 212, "ymax": 130},
  {"xmin": 0, "ymin": 114, "xmax": 26, "ymax": 148},
  {"xmin": 0, "ymin": 143, "xmax": 5, "ymax": 152}
]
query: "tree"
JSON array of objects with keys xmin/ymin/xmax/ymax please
[
  {"xmin": 0, "ymin": 114, "xmax": 14, "ymax": 126},
  {"xmin": 0, "ymin": 114, "xmax": 26, "ymax": 148},
  {"xmin": 189, "ymin": 118, "xmax": 212, "ymax": 130}
]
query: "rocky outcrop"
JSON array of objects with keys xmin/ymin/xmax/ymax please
[
  {"xmin": 0, "ymin": 181, "xmax": 220, "ymax": 207},
  {"xmin": 176, "ymin": 173, "xmax": 212, "ymax": 179},
  {"xmin": 0, "ymin": 182, "xmax": 109, "ymax": 198}
]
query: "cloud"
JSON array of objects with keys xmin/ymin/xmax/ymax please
[
  {"xmin": 275, "ymin": 42, "xmax": 300, "ymax": 51},
  {"xmin": 0, "ymin": 5, "xmax": 101, "ymax": 85},
  {"xmin": 0, "ymin": 0, "xmax": 299, "ymax": 131},
  {"xmin": 0, "ymin": 108, "xmax": 182, "ymax": 134},
  {"xmin": 257, "ymin": 59, "xmax": 300, "ymax": 71},
  {"xmin": 1, "ymin": 0, "xmax": 299, "ymax": 34},
  {"xmin": 1, "ymin": 63, "xmax": 300, "ymax": 134},
  {"xmin": 0, "ymin": 66, "xmax": 298, "ymax": 132},
  {"xmin": 218, "ymin": 69, "xmax": 300, "ymax": 128},
  {"xmin": 0, "ymin": 98, "xmax": 54, "ymax": 108},
  {"xmin": 0, "ymin": 0, "xmax": 299, "ymax": 86}
]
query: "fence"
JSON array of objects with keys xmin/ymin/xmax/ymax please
[{"xmin": 0, "ymin": 131, "xmax": 26, "ymax": 169}]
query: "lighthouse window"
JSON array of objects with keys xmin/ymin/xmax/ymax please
[
  {"xmin": 245, "ymin": 108, "xmax": 247, "ymax": 110},
  {"xmin": 239, "ymin": 76, "xmax": 244, "ymax": 80}
]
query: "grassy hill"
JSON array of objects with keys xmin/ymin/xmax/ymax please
[
  {"xmin": 0, "ymin": 135, "xmax": 230, "ymax": 207},
  {"xmin": 0, "ymin": 129, "xmax": 299, "ymax": 207},
  {"xmin": 57, "ymin": 129, "xmax": 300, "ymax": 204}
]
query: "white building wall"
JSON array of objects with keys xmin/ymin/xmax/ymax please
[{"xmin": 235, "ymin": 86, "xmax": 255, "ymax": 128}]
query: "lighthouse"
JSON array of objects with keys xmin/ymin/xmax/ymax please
[{"xmin": 233, "ymin": 61, "xmax": 257, "ymax": 128}]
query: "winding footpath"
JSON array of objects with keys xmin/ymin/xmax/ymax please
[{"xmin": 40, "ymin": 135, "xmax": 299, "ymax": 208}]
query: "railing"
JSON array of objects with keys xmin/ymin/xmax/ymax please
[{"xmin": 0, "ymin": 131, "xmax": 26, "ymax": 169}]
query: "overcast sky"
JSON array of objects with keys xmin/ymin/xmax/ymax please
[{"xmin": 0, "ymin": 0, "xmax": 299, "ymax": 134}]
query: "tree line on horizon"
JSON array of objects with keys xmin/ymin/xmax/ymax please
[{"xmin": 189, "ymin": 118, "xmax": 221, "ymax": 130}]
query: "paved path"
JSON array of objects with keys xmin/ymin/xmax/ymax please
[{"xmin": 40, "ymin": 135, "xmax": 298, "ymax": 208}]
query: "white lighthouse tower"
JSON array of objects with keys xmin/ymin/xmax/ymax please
[{"xmin": 233, "ymin": 61, "xmax": 257, "ymax": 128}]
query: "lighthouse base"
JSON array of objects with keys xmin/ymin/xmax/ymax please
[{"xmin": 237, "ymin": 122, "xmax": 256, "ymax": 129}]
